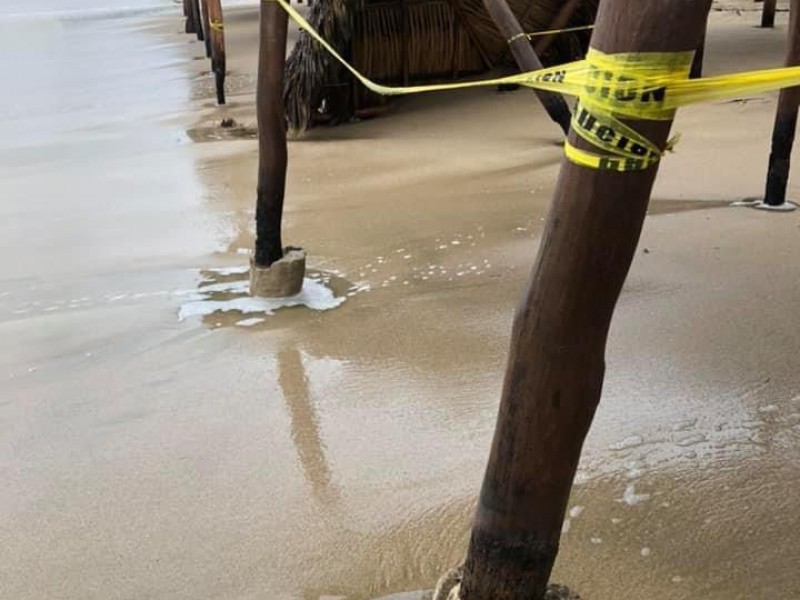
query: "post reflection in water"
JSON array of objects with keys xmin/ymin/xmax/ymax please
[{"xmin": 277, "ymin": 347, "xmax": 339, "ymax": 505}]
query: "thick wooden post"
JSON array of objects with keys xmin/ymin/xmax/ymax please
[
  {"xmin": 201, "ymin": 0, "xmax": 212, "ymax": 58},
  {"xmin": 207, "ymin": 0, "xmax": 227, "ymax": 105},
  {"xmin": 690, "ymin": 15, "xmax": 707, "ymax": 78},
  {"xmin": 254, "ymin": 0, "xmax": 289, "ymax": 267},
  {"xmin": 482, "ymin": 0, "xmax": 572, "ymax": 134},
  {"xmin": 458, "ymin": 2, "xmax": 711, "ymax": 599},
  {"xmin": 762, "ymin": 0, "xmax": 778, "ymax": 28},
  {"xmin": 764, "ymin": 0, "xmax": 800, "ymax": 206}
]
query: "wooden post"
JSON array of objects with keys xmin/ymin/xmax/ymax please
[
  {"xmin": 763, "ymin": 0, "xmax": 800, "ymax": 206},
  {"xmin": 254, "ymin": 0, "xmax": 289, "ymax": 267},
  {"xmin": 533, "ymin": 0, "xmax": 582, "ymax": 57},
  {"xmin": 184, "ymin": 0, "xmax": 197, "ymax": 34},
  {"xmin": 191, "ymin": 0, "xmax": 204, "ymax": 41},
  {"xmin": 207, "ymin": 0, "xmax": 227, "ymax": 105},
  {"xmin": 762, "ymin": 0, "xmax": 778, "ymax": 28},
  {"xmin": 482, "ymin": 0, "xmax": 572, "ymax": 134},
  {"xmin": 401, "ymin": 0, "xmax": 410, "ymax": 86},
  {"xmin": 690, "ymin": 14, "xmax": 707, "ymax": 79},
  {"xmin": 201, "ymin": 0, "xmax": 212, "ymax": 58},
  {"xmin": 457, "ymin": 2, "xmax": 711, "ymax": 599}
]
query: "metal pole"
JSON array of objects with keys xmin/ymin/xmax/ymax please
[{"xmin": 458, "ymin": 1, "xmax": 711, "ymax": 598}]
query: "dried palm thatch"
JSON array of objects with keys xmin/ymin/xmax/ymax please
[{"xmin": 284, "ymin": 0, "xmax": 599, "ymax": 132}]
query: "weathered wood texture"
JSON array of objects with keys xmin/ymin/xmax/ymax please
[
  {"xmin": 690, "ymin": 14, "xmax": 707, "ymax": 78},
  {"xmin": 201, "ymin": 0, "xmax": 212, "ymax": 58},
  {"xmin": 764, "ymin": 0, "xmax": 800, "ymax": 205},
  {"xmin": 533, "ymin": 0, "xmax": 582, "ymax": 56},
  {"xmin": 190, "ymin": 0, "xmax": 204, "ymax": 40},
  {"xmin": 254, "ymin": 0, "xmax": 289, "ymax": 266},
  {"xmin": 184, "ymin": 0, "xmax": 197, "ymax": 34},
  {"xmin": 483, "ymin": 0, "xmax": 572, "ymax": 134},
  {"xmin": 207, "ymin": 0, "xmax": 227, "ymax": 105},
  {"xmin": 458, "ymin": 1, "xmax": 711, "ymax": 599}
]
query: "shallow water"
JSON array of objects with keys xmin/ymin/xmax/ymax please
[{"xmin": 2, "ymin": 4, "xmax": 799, "ymax": 600}]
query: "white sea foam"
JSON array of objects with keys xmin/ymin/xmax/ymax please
[
  {"xmin": 178, "ymin": 278, "xmax": 344, "ymax": 321},
  {"xmin": 235, "ymin": 318, "xmax": 265, "ymax": 327},
  {"xmin": 620, "ymin": 483, "xmax": 651, "ymax": 506}
]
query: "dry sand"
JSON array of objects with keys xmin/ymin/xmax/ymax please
[{"xmin": 1, "ymin": 2, "xmax": 799, "ymax": 599}]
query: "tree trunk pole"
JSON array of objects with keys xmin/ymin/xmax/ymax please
[
  {"xmin": 207, "ymin": 0, "xmax": 227, "ymax": 105},
  {"xmin": 690, "ymin": 13, "xmax": 707, "ymax": 79},
  {"xmin": 201, "ymin": 0, "xmax": 212, "ymax": 58},
  {"xmin": 254, "ymin": 0, "xmax": 289, "ymax": 267},
  {"xmin": 458, "ymin": 2, "xmax": 711, "ymax": 599},
  {"xmin": 184, "ymin": 0, "xmax": 197, "ymax": 34},
  {"xmin": 762, "ymin": 0, "xmax": 778, "ymax": 28},
  {"xmin": 191, "ymin": 0, "xmax": 204, "ymax": 41},
  {"xmin": 533, "ymin": 0, "xmax": 582, "ymax": 57},
  {"xmin": 764, "ymin": 0, "xmax": 800, "ymax": 206},
  {"xmin": 482, "ymin": 0, "xmax": 572, "ymax": 134}
]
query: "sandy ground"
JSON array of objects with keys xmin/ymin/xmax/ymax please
[{"xmin": 1, "ymin": 2, "xmax": 799, "ymax": 599}]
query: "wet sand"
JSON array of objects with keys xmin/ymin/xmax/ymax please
[{"xmin": 2, "ymin": 3, "xmax": 800, "ymax": 599}]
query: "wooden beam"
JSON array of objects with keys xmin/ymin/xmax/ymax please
[
  {"xmin": 482, "ymin": 0, "xmax": 571, "ymax": 134},
  {"xmin": 763, "ymin": 0, "xmax": 800, "ymax": 206},
  {"xmin": 254, "ymin": 0, "xmax": 290, "ymax": 266},
  {"xmin": 457, "ymin": 1, "xmax": 712, "ymax": 599}
]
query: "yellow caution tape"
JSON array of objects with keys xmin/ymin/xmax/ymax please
[{"xmin": 273, "ymin": 0, "xmax": 800, "ymax": 171}]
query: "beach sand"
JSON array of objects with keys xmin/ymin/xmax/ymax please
[{"xmin": 1, "ymin": 2, "xmax": 799, "ymax": 599}]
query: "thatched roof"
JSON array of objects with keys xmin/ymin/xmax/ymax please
[{"xmin": 284, "ymin": 0, "xmax": 598, "ymax": 132}]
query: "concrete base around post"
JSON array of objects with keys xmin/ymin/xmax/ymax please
[{"xmin": 249, "ymin": 247, "xmax": 306, "ymax": 298}]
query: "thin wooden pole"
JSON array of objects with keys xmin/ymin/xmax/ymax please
[
  {"xmin": 254, "ymin": 0, "xmax": 289, "ymax": 267},
  {"xmin": 762, "ymin": 0, "xmax": 778, "ymax": 28},
  {"xmin": 533, "ymin": 0, "xmax": 582, "ymax": 57},
  {"xmin": 457, "ymin": 2, "xmax": 711, "ymax": 599},
  {"xmin": 201, "ymin": 0, "xmax": 212, "ymax": 58},
  {"xmin": 207, "ymin": 0, "xmax": 227, "ymax": 105},
  {"xmin": 764, "ymin": 0, "xmax": 800, "ymax": 206},
  {"xmin": 184, "ymin": 0, "xmax": 197, "ymax": 34},
  {"xmin": 191, "ymin": 0, "xmax": 204, "ymax": 41},
  {"xmin": 482, "ymin": 0, "xmax": 571, "ymax": 134},
  {"xmin": 401, "ymin": 0, "xmax": 410, "ymax": 86}
]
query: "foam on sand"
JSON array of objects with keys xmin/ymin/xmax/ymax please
[{"xmin": 178, "ymin": 277, "xmax": 345, "ymax": 321}]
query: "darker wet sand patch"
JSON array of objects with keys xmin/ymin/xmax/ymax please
[{"xmin": 648, "ymin": 198, "xmax": 732, "ymax": 215}]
